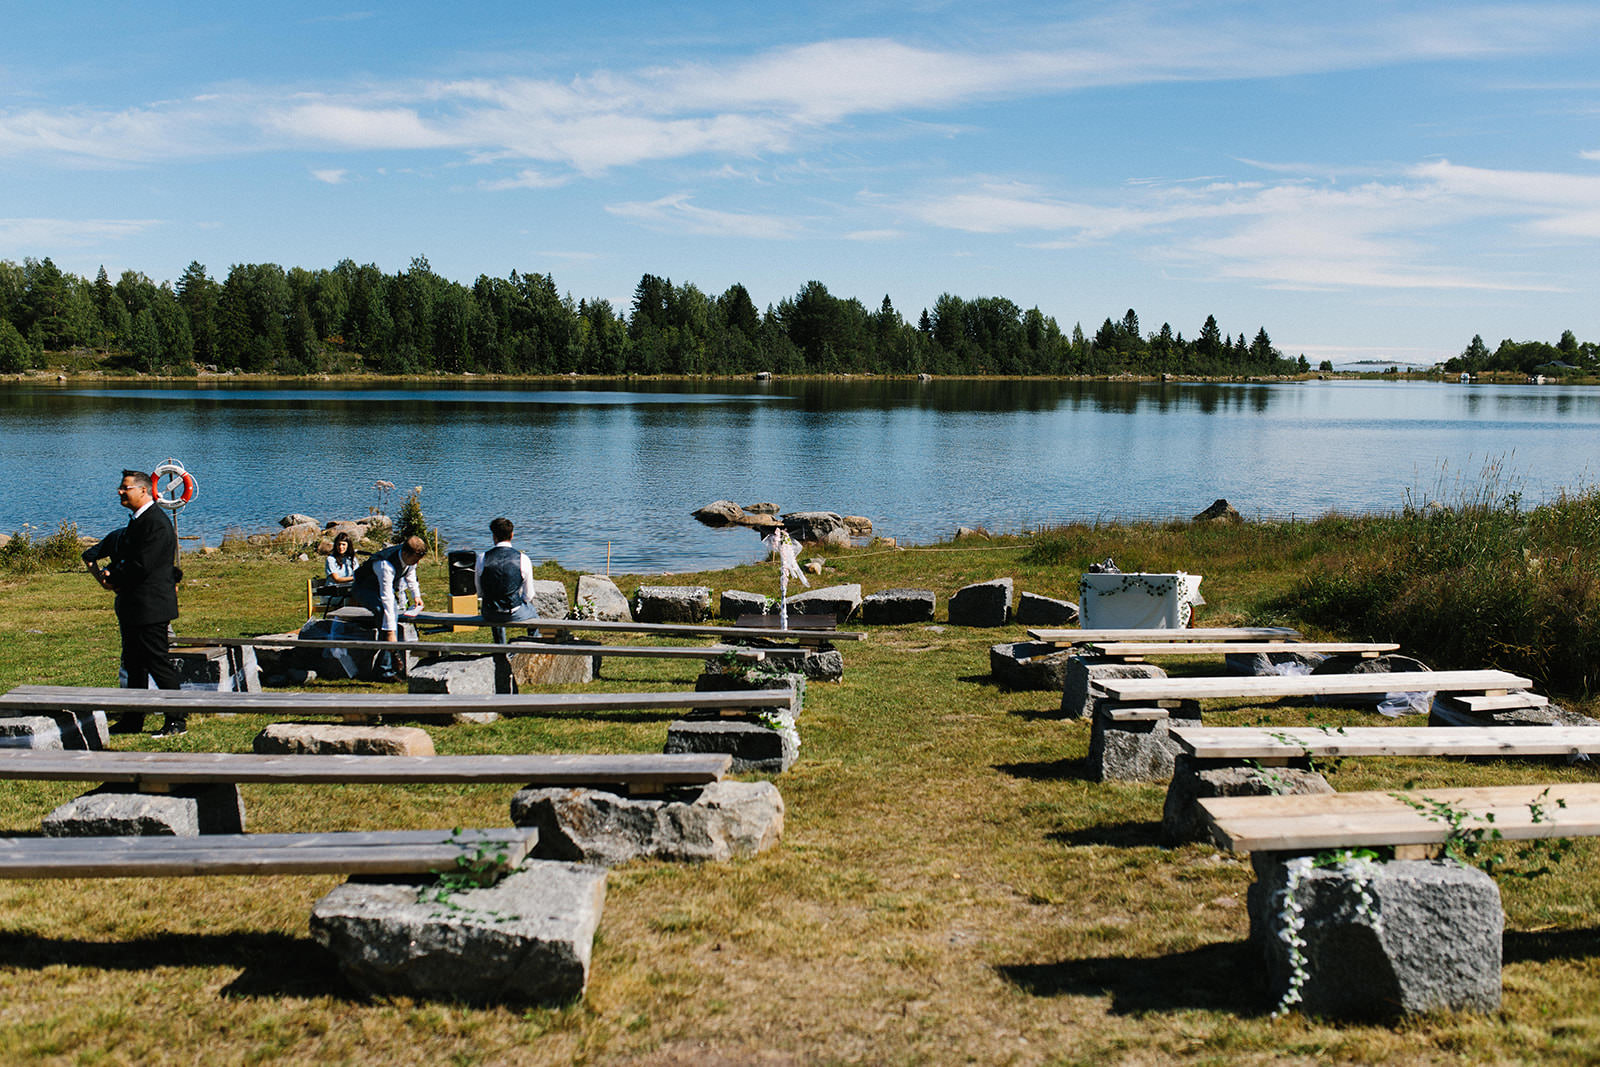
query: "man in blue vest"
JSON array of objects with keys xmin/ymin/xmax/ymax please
[
  {"xmin": 475, "ymin": 517, "xmax": 539, "ymax": 644},
  {"xmin": 351, "ymin": 535, "xmax": 427, "ymax": 681}
]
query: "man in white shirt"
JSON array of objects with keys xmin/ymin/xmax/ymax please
[
  {"xmin": 351, "ymin": 535, "xmax": 427, "ymax": 680},
  {"xmin": 475, "ymin": 517, "xmax": 539, "ymax": 644}
]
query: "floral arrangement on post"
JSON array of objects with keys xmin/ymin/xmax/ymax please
[{"xmin": 762, "ymin": 526, "xmax": 808, "ymax": 630}]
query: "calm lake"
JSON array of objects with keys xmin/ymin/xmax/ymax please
[{"xmin": 5, "ymin": 378, "xmax": 1598, "ymax": 572}]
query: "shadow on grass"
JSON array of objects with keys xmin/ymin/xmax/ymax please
[
  {"xmin": 0, "ymin": 930, "xmax": 350, "ymax": 999},
  {"xmin": 1048, "ymin": 821, "xmax": 1164, "ymax": 847},
  {"xmin": 1504, "ymin": 925, "xmax": 1600, "ymax": 964},
  {"xmin": 998, "ymin": 940, "xmax": 1264, "ymax": 1015},
  {"xmin": 957, "ymin": 673, "xmax": 998, "ymax": 687},
  {"xmin": 996, "ymin": 757, "xmax": 1095, "ymax": 782}
]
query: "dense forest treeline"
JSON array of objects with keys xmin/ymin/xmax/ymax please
[{"xmin": 0, "ymin": 254, "xmax": 1589, "ymax": 379}]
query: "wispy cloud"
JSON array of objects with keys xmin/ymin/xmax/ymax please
[
  {"xmin": 0, "ymin": 216, "xmax": 161, "ymax": 247},
  {"xmin": 845, "ymin": 229, "xmax": 902, "ymax": 241},
  {"xmin": 897, "ymin": 158, "xmax": 1596, "ymax": 293},
  {"xmin": 2, "ymin": 4, "xmax": 1595, "ymax": 177},
  {"xmin": 480, "ymin": 168, "xmax": 568, "ymax": 191},
  {"xmin": 310, "ymin": 168, "xmax": 348, "ymax": 184},
  {"xmin": 605, "ymin": 193, "xmax": 800, "ymax": 238}
]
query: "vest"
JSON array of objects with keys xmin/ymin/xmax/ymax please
[
  {"xmin": 353, "ymin": 543, "xmax": 407, "ymax": 599},
  {"xmin": 479, "ymin": 545, "xmax": 526, "ymax": 622}
]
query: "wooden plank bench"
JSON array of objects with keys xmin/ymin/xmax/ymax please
[
  {"xmin": 1028, "ymin": 626, "xmax": 1300, "ymax": 648},
  {"xmin": 1096, "ymin": 669, "xmax": 1532, "ymax": 712},
  {"xmin": 1088, "ymin": 640, "xmax": 1399, "ymax": 663},
  {"xmin": 1196, "ymin": 784, "xmax": 1600, "ymax": 1015},
  {"xmin": 1159, "ymin": 724, "xmax": 1600, "ymax": 844},
  {"xmin": 735, "ymin": 613, "xmax": 836, "ymax": 631},
  {"xmin": 0, "ymin": 749, "xmax": 732, "ymax": 793},
  {"xmin": 1199, "ymin": 782, "xmax": 1600, "ymax": 857},
  {"xmin": 1172, "ymin": 724, "xmax": 1600, "ymax": 765},
  {"xmin": 411, "ymin": 612, "xmax": 865, "ymax": 647},
  {"xmin": 0, "ymin": 827, "xmax": 538, "ymax": 878},
  {"xmin": 173, "ymin": 634, "xmax": 770, "ymax": 663},
  {"xmin": 1085, "ymin": 669, "xmax": 1537, "ymax": 783},
  {"xmin": 0, "ymin": 684, "xmax": 799, "ymax": 723}
]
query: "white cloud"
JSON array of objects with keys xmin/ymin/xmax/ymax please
[
  {"xmin": 310, "ymin": 168, "xmax": 348, "ymax": 184},
  {"xmin": 3, "ymin": 4, "xmax": 1596, "ymax": 175},
  {"xmin": 480, "ymin": 168, "xmax": 568, "ymax": 190},
  {"xmin": 0, "ymin": 216, "xmax": 161, "ymax": 247},
  {"xmin": 845, "ymin": 229, "xmax": 902, "ymax": 241},
  {"xmin": 898, "ymin": 162, "xmax": 1590, "ymax": 293},
  {"xmin": 605, "ymin": 194, "xmax": 799, "ymax": 238}
]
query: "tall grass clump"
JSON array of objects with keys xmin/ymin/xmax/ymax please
[
  {"xmin": 1281, "ymin": 470, "xmax": 1600, "ymax": 695},
  {"xmin": 0, "ymin": 521, "xmax": 87, "ymax": 575}
]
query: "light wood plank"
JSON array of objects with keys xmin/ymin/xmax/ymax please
[
  {"xmin": 1200, "ymin": 783, "xmax": 1600, "ymax": 853},
  {"xmin": 173, "ymin": 635, "xmax": 765, "ymax": 662},
  {"xmin": 1447, "ymin": 692, "xmax": 1552, "ymax": 712},
  {"xmin": 1096, "ymin": 669, "xmax": 1530, "ymax": 702},
  {"xmin": 1028, "ymin": 626, "xmax": 1300, "ymax": 645},
  {"xmin": 1090, "ymin": 641, "xmax": 1397, "ymax": 658},
  {"xmin": 0, "ymin": 684, "xmax": 796, "ymax": 717},
  {"xmin": 1172, "ymin": 725, "xmax": 1600, "ymax": 760},
  {"xmin": 409, "ymin": 612, "xmax": 865, "ymax": 642},
  {"xmin": 0, "ymin": 750, "xmax": 731, "ymax": 786},
  {"xmin": 0, "ymin": 828, "xmax": 537, "ymax": 879}
]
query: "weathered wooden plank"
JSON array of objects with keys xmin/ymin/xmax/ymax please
[
  {"xmin": 1172, "ymin": 725, "xmax": 1600, "ymax": 760},
  {"xmin": 1090, "ymin": 641, "xmax": 1397, "ymax": 658},
  {"xmin": 0, "ymin": 828, "xmax": 537, "ymax": 879},
  {"xmin": 172, "ymin": 635, "xmax": 765, "ymax": 661},
  {"xmin": 0, "ymin": 750, "xmax": 731, "ymax": 785},
  {"xmin": 0, "ymin": 684, "xmax": 796, "ymax": 716},
  {"xmin": 1097, "ymin": 670, "xmax": 1529, "ymax": 702},
  {"xmin": 1199, "ymin": 783, "xmax": 1600, "ymax": 853},
  {"xmin": 1446, "ymin": 692, "xmax": 1552, "ymax": 713},
  {"xmin": 1028, "ymin": 626, "xmax": 1300, "ymax": 644},
  {"xmin": 410, "ymin": 612, "xmax": 866, "ymax": 642}
]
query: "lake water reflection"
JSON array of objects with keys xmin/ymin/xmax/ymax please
[{"xmin": 4, "ymin": 378, "xmax": 1597, "ymax": 572}]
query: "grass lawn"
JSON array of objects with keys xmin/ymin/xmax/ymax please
[{"xmin": 0, "ymin": 526, "xmax": 1597, "ymax": 1065}]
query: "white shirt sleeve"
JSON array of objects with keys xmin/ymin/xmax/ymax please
[
  {"xmin": 373, "ymin": 555, "xmax": 399, "ymax": 631},
  {"xmin": 401, "ymin": 564, "xmax": 422, "ymax": 613},
  {"xmin": 519, "ymin": 552, "xmax": 537, "ymax": 612}
]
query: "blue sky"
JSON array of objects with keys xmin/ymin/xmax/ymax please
[{"xmin": 2, "ymin": 1, "xmax": 1598, "ymax": 365}]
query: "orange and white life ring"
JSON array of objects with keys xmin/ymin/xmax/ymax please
[{"xmin": 151, "ymin": 461, "xmax": 196, "ymax": 510}]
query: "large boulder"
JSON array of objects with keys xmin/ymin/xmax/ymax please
[
  {"xmin": 842, "ymin": 515, "xmax": 872, "ymax": 536},
  {"xmin": 273, "ymin": 522, "xmax": 321, "ymax": 547},
  {"xmin": 311, "ymin": 860, "xmax": 607, "ymax": 1005},
  {"xmin": 948, "ymin": 578, "xmax": 1013, "ymax": 627},
  {"xmin": 743, "ymin": 502, "xmax": 779, "ymax": 515},
  {"xmin": 0, "ymin": 716, "xmax": 64, "ymax": 750},
  {"xmin": 1312, "ymin": 654, "xmax": 1432, "ymax": 707},
  {"xmin": 781, "ymin": 511, "xmax": 850, "ymax": 547},
  {"xmin": 253, "ymin": 723, "xmax": 435, "ymax": 756},
  {"xmin": 43, "ymin": 792, "xmax": 198, "ymax": 837},
  {"xmin": 1014, "ymin": 592, "xmax": 1078, "ymax": 627},
  {"xmin": 510, "ymin": 781, "xmax": 784, "ymax": 865},
  {"xmin": 861, "ymin": 588, "xmax": 936, "ymax": 625},
  {"xmin": 783, "ymin": 583, "xmax": 861, "ymax": 624},
  {"xmin": 574, "ymin": 574, "xmax": 631, "ymax": 621},
  {"xmin": 1249, "ymin": 857, "xmax": 1502, "ymax": 1016},
  {"xmin": 1193, "ymin": 498, "xmax": 1243, "ymax": 524},
  {"xmin": 990, "ymin": 642, "xmax": 1077, "ymax": 691},
  {"xmin": 1160, "ymin": 758, "xmax": 1333, "ymax": 844},
  {"xmin": 665, "ymin": 717, "xmax": 799, "ymax": 774},
  {"xmin": 1060, "ymin": 659, "xmax": 1168, "ymax": 719},
  {"xmin": 719, "ymin": 589, "xmax": 773, "ymax": 620},
  {"xmin": 691, "ymin": 500, "xmax": 746, "ymax": 526},
  {"xmin": 280, "ymin": 513, "xmax": 318, "ymax": 528},
  {"xmin": 632, "ymin": 585, "xmax": 712, "ymax": 623},
  {"xmin": 528, "ymin": 579, "xmax": 570, "ymax": 620}
]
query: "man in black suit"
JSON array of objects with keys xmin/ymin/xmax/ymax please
[{"xmin": 86, "ymin": 469, "xmax": 186, "ymax": 737}]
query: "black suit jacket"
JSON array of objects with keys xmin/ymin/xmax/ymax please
[{"xmin": 110, "ymin": 505, "xmax": 179, "ymax": 624}]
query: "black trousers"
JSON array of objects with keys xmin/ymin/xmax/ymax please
[{"xmin": 118, "ymin": 618, "xmax": 183, "ymax": 728}]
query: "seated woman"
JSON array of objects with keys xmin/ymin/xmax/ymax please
[{"xmin": 321, "ymin": 531, "xmax": 358, "ymax": 608}]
